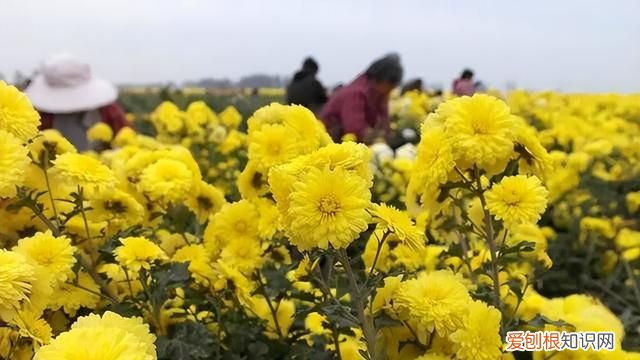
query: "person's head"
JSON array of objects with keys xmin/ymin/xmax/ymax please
[
  {"xmin": 461, "ymin": 68, "xmax": 474, "ymax": 80},
  {"xmin": 302, "ymin": 57, "xmax": 319, "ymax": 75},
  {"xmin": 24, "ymin": 54, "xmax": 117, "ymax": 114},
  {"xmin": 365, "ymin": 53, "xmax": 403, "ymax": 96}
]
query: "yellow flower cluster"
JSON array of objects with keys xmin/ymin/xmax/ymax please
[{"xmin": 1, "ymin": 80, "xmax": 639, "ymax": 360}]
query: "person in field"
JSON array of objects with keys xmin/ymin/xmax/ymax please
[
  {"xmin": 452, "ymin": 68, "xmax": 476, "ymax": 96},
  {"xmin": 285, "ymin": 57, "xmax": 327, "ymax": 115},
  {"xmin": 320, "ymin": 53, "xmax": 403, "ymax": 143},
  {"xmin": 25, "ymin": 54, "xmax": 127, "ymax": 150}
]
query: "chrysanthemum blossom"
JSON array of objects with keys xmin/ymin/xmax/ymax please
[
  {"xmin": 34, "ymin": 321, "xmax": 155, "ymax": 360},
  {"xmin": 185, "ymin": 181, "xmax": 226, "ymax": 223},
  {"xmin": 0, "ymin": 81, "xmax": 40, "ymax": 142},
  {"xmin": 203, "ymin": 200, "xmax": 260, "ymax": 256},
  {"xmin": 52, "ymin": 153, "xmax": 117, "ymax": 196},
  {"xmin": 71, "ymin": 311, "xmax": 156, "ymax": 359},
  {"xmin": 86, "ymin": 122, "xmax": 113, "ymax": 143},
  {"xmin": 409, "ymin": 124, "xmax": 456, "ymax": 192},
  {"xmin": 370, "ymin": 203, "xmax": 424, "ymax": 250},
  {"xmin": 137, "ymin": 158, "xmax": 193, "ymax": 205},
  {"xmin": 0, "ymin": 130, "xmax": 30, "ymax": 198},
  {"xmin": 449, "ymin": 300, "xmax": 502, "ymax": 360},
  {"xmin": 444, "ymin": 94, "xmax": 516, "ymax": 170},
  {"xmin": 484, "ymin": 175, "xmax": 549, "ymax": 229},
  {"xmin": 14, "ymin": 230, "xmax": 76, "ymax": 283},
  {"xmin": 0, "ymin": 250, "xmax": 35, "ymax": 314},
  {"xmin": 248, "ymin": 123, "xmax": 301, "ymax": 172},
  {"xmin": 393, "ymin": 271, "xmax": 472, "ymax": 336},
  {"xmin": 286, "ymin": 166, "xmax": 371, "ymax": 251},
  {"xmin": 114, "ymin": 236, "xmax": 168, "ymax": 272}
]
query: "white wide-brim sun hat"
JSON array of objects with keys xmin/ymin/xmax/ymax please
[{"xmin": 25, "ymin": 54, "xmax": 118, "ymax": 114}]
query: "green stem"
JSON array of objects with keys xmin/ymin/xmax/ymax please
[
  {"xmin": 337, "ymin": 249, "xmax": 376, "ymax": 360},
  {"xmin": 255, "ymin": 273, "xmax": 284, "ymax": 340},
  {"xmin": 77, "ymin": 186, "xmax": 92, "ymax": 241},
  {"xmin": 620, "ymin": 255, "xmax": 640, "ymax": 311},
  {"xmin": 474, "ymin": 167, "xmax": 502, "ymax": 310},
  {"xmin": 26, "ymin": 203, "xmax": 60, "ymax": 236},
  {"xmin": 41, "ymin": 152, "xmax": 61, "ymax": 230},
  {"xmin": 367, "ymin": 231, "xmax": 390, "ymax": 278},
  {"xmin": 332, "ymin": 327, "xmax": 343, "ymax": 360}
]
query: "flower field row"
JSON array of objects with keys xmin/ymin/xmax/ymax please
[{"xmin": 1, "ymin": 80, "xmax": 640, "ymax": 359}]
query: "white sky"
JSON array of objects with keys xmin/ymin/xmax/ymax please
[{"xmin": 3, "ymin": 0, "xmax": 640, "ymax": 92}]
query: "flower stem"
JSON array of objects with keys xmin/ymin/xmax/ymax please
[
  {"xmin": 256, "ymin": 272, "xmax": 284, "ymax": 340},
  {"xmin": 77, "ymin": 186, "xmax": 92, "ymax": 241},
  {"xmin": 337, "ymin": 248, "xmax": 376, "ymax": 360},
  {"xmin": 474, "ymin": 167, "xmax": 502, "ymax": 310},
  {"xmin": 367, "ymin": 231, "xmax": 390, "ymax": 278},
  {"xmin": 41, "ymin": 152, "xmax": 61, "ymax": 231}
]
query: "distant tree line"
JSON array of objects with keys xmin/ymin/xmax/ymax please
[{"xmin": 183, "ymin": 74, "xmax": 289, "ymax": 88}]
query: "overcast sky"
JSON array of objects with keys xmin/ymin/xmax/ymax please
[{"xmin": 3, "ymin": 0, "xmax": 639, "ymax": 92}]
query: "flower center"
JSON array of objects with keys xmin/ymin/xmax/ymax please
[
  {"xmin": 197, "ymin": 196, "xmax": 213, "ymax": 210},
  {"xmin": 234, "ymin": 221, "xmax": 247, "ymax": 233},
  {"xmin": 318, "ymin": 196, "xmax": 341, "ymax": 216},
  {"xmin": 472, "ymin": 119, "xmax": 490, "ymax": 135},
  {"xmin": 267, "ymin": 142, "xmax": 281, "ymax": 155}
]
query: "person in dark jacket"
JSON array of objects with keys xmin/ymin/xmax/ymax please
[
  {"xmin": 286, "ymin": 57, "xmax": 327, "ymax": 115},
  {"xmin": 320, "ymin": 53, "xmax": 403, "ymax": 143}
]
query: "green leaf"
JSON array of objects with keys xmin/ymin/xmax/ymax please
[{"xmin": 157, "ymin": 322, "xmax": 216, "ymax": 360}]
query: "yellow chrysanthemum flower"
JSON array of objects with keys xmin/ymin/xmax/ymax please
[
  {"xmin": 112, "ymin": 127, "xmax": 137, "ymax": 147},
  {"xmin": 219, "ymin": 238, "xmax": 264, "ymax": 275},
  {"xmin": 449, "ymin": 300, "xmax": 502, "ymax": 360},
  {"xmin": 137, "ymin": 158, "xmax": 193, "ymax": 205},
  {"xmin": 444, "ymin": 94, "xmax": 516, "ymax": 170},
  {"xmin": 28, "ymin": 129, "xmax": 77, "ymax": 164},
  {"xmin": 34, "ymin": 324, "xmax": 155, "ymax": 360},
  {"xmin": 89, "ymin": 189, "xmax": 145, "ymax": 228},
  {"xmin": 0, "ymin": 130, "xmax": 30, "ymax": 198},
  {"xmin": 71, "ymin": 311, "xmax": 156, "ymax": 359},
  {"xmin": 185, "ymin": 181, "xmax": 226, "ymax": 223},
  {"xmin": 186, "ymin": 100, "xmax": 218, "ymax": 128},
  {"xmin": 286, "ymin": 166, "xmax": 371, "ymax": 251},
  {"xmin": 248, "ymin": 123, "xmax": 301, "ymax": 172},
  {"xmin": 409, "ymin": 124, "xmax": 455, "ymax": 190},
  {"xmin": 151, "ymin": 101, "xmax": 185, "ymax": 134},
  {"xmin": 626, "ymin": 191, "xmax": 640, "ymax": 214},
  {"xmin": 0, "ymin": 250, "xmax": 35, "ymax": 315},
  {"xmin": 13, "ymin": 231, "xmax": 76, "ymax": 283},
  {"xmin": 219, "ymin": 105, "xmax": 242, "ymax": 129},
  {"xmin": 0, "ymin": 81, "xmax": 40, "ymax": 142},
  {"xmin": 172, "ymin": 244, "xmax": 216, "ymax": 285},
  {"xmin": 308, "ymin": 142, "xmax": 373, "ymax": 185},
  {"xmin": 114, "ymin": 236, "xmax": 168, "ymax": 272},
  {"xmin": 203, "ymin": 200, "xmax": 260, "ymax": 255},
  {"xmin": 370, "ymin": 203, "xmax": 424, "ymax": 250},
  {"xmin": 86, "ymin": 122, "xmax": 114, "ymax": 143},
  {"xmin": 249, "ymin": 296, "xmax": 296, "ymax": 339},
  {"xmin": 484, "ymin": 175, "xmax": 549, "ymax": 229},
  {"xmin": 8, "ymin": 308, "xmax": 52, "ymax": 345},
  {"xmin": 304, "ymin": 312, "xmax": 330, "ymax": 336},
  {"xmin": 50, "ymin": 271, "xmax": 100, "ymax": 317},
  {"xmin": 394, "ymin": 271, "xmax": 472, "ymax": 336},
  {"xmin": 253, "ymin": 197, "xmax": 280, "ymax": 240},
  {"xmin": 52, "ymin": 153, "xmax": 117, "ymax": 196},
  {"xmin": 513, "ymin": 119, "xmax": 553, "ymax": 178}
]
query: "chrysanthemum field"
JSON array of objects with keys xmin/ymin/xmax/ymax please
[{"xmin": 1, "ymin": 81, "xmax": 640, "ymax": 360}]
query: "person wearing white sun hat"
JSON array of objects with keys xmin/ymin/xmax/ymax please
[{"xmin": 25, "ymin": 54, "xmax": 128, "ymax": 150}]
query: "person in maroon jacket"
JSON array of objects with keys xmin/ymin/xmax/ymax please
[
  {"xmin": 25, "ymin": 54, "xmax": 127, "ymax": 150},
  {"xmin": 320, "ymin": 54, "xmax": 403, "ymax": 143}
]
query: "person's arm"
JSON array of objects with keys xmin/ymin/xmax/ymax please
[{"xmin": 340, "ymin": 92, "xmax": 371, "ymax": 142}]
